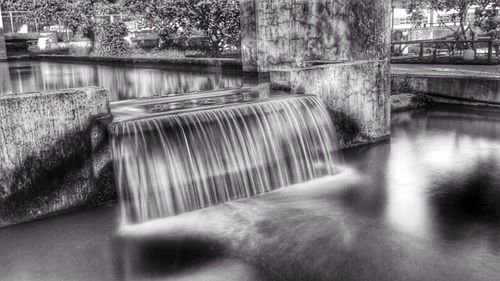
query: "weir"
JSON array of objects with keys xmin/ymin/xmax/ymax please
[{"xmin": 110, "ymin": 89, "xmax": 340, "ymax": 224}]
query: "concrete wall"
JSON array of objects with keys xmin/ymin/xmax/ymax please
[
  {"xmin": 271, "ymin": 60, "xmax": 390, "ymax": 148},
  {"xmin": 240, "ymin": 0, "xmax": 392, "ymax": 72},
  {"xmin": 392, "ymin": 74, "xmax": 500, "ymax": 105},
  {"xmin": 0, "ymin": 87, "xmax": 114, "ymax": 227}
]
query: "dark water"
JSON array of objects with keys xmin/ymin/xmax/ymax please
[
  {"xmin": 0, "ymin": 60, "xmax": 245, "ymax": 101},
  {"xmin": 0, "ymin": 104, "xmax": 499, "ymax": 280}
]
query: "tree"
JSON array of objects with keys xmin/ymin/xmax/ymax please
[
  {"xmin": 402, "ymin": 0, "xmax": 500, "ymax": 43},
  {"xmin": 122, "ymin": 0, "xmax": 240, "ymax": 55},
  {"xmin": 474, "ymin": 1, "xmax": 500, "ymax": 32},
  {"xmin": 93, "ymin": 20, "xmax": 129, "ymax": 55},
  {"xmin": 1, "ymin": 0, "xmax": 121, "ymax": 41}
]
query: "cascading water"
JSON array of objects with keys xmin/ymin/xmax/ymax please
[{"xmin": 111, "ymin": 89, "xmax": 340, "ymax": 225}]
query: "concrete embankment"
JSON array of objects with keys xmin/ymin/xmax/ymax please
[
  {"xmin": 391, "ymin": 65, "xmax": 500, "ymax": 109},
  {"xmin": 34, "ymin": 54, "xmax": 242, "ymax": 68},
  {"xmin": 0, "ymin": 87, "xmax": 114, "ymax": 227}
]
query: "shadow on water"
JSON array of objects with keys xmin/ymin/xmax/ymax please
[
  {"xmin": 112, "ymin": 235, "xmax": 227, "ymax": 278},
  {"xmin": 428, "ymin": 157, "xmax": 500, "ymax": 245},
  {"xmin": 390, "ymin": 106, "xmax": 500, "ymax": 252},
  {"xmin": 339, "ymin": 141, "xmax": 391, "ymax": 219}
]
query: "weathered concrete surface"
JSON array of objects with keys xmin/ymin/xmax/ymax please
[
  {"xmin": 392, "ymin": 73, "xmax": 500, "ymax": 105},
  {"xmin": 271, "ymin": 60, "xmax": 390, "ymax": 148},
  {"xmin": 0, "ymin": 87, "xmax": 114, "ymax": 227},
  {"xmin": 240, "ymin": 0, "xmax": 392, "ymax": 72}
]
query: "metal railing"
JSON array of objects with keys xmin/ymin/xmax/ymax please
[
  {"xmin": 1, "ymin": 11, "xmax": 38, "ymax": 33},
  {"xmin": 1, "ymin": 11, "xmax": 129, "ymax": 34},
  {"xmin": 391, "ymin": 38, "xmax": 498, "ymax": 64}
]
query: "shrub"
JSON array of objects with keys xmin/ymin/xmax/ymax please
[
  {"xmin": 69, "ymin": 45, "xmax": 92, "ymax": 56},
  {"xmin": 93, "ymin": 21, "xmax": 130, "ymax": 56},
  {"xmin": 123, "ymin": 0, "xmax": 241, "ymax": 55}
]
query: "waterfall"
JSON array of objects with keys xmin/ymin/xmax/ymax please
[{"xmin": 111, "ymin": 91, "xmax": 339, "ymax": 225}]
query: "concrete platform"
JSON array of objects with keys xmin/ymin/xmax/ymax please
[{"xmin": 392, "ymin": 64, "xmax": 500, "ymax": 107}]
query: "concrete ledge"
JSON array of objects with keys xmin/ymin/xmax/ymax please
[
  {"xmin": 428, "ymin": 95, "xmax": 500, "ymax": 110},
  {"xmin": 34, "ymin": 54, "xmax": 243, "ymax": 68},
  {"xmin": 0, "ymin": 87, "xmax": 114, "ymax": 227},
  {"xmin": 391, "ymin": 93, "xmax": 430, "ymax": 112},
  {"xmin": 270, "ymin": 60, "xmax": 391, "ymax": 149},
  {"xmin": 391, "ymin": 72, "xmax": 500, "ymax": 105}
]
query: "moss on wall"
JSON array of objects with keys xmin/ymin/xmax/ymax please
[{"xmin": 0, "ymin": 87, "xmax": 114, "ymax": 227}]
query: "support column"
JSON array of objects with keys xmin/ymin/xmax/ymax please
[
  {"xmin": 0, "ymin": 7, "xmax": 7, "ymax": 60},
  {"xmin": 240, "ymin": 0, "xmax": 392, "ymax": 73},
  {"xmin": 242, "ymin": 0, "xmax": 393, "ymax": 148}
]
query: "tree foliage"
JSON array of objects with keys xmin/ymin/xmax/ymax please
[
  {"xmin": 2, "ymin": 0, "xmax": 240, "ymax": 55},
  {"xmin": 402, "ymin": 0, "xmax": 500, "ymax": 42},
  {"xmin": 93, "ymin": 20, "xmax": 129, "ymax": 55},
  {"xmin": 1, "ymin": 0, "xmax": 121, "ymax": 40},
  {"xmin": 122, "ymin": 0, "xmax": 240, "ymax": 54}
]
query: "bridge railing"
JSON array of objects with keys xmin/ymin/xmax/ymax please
[
  {"xmin": 391, "ymin": 38, "xmax": 498, "ymax": 64},
  {"xmin": 1, "ymin": 11, "xmax": 38, "ymax": 33}
]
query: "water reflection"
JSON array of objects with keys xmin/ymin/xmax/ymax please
[
  {"xmin": 0, "ymin": 60, "xmax": 244, "ymax": 101},
  {"xmin": 0, "ymin": 106, "xmax": 499, "ymax": 281},
  {"xmin": 114, "ymin": 106, "xmax": 500, "ymax": 280},
  {"xmin": 387, "ymin": 108, "xmax": 500, "ymax": 245}
]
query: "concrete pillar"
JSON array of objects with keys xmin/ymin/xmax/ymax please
[
  {"xmin": 244, "ymin": 0, "xmax": 393, "ymax": 147},
  {"xmin": 240, "ymin": 0, "xmax": 392, "ymax": 73},
  {"xmin": 0, "ymin": 87, "xmax": 114, "ymax": 227},
  {"xmin": 0, "ymin": 7, "xmax": 7, "ymax": 60}
]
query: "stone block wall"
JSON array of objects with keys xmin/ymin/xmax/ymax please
[
  {"xmin": 241, "ymin": 0, "xmax": 392, "ymax": 72},
  {"xmin": 271, "ymin": 60, "xmax": 390, "ymax": 148},
  {"xmin": 0, "ymin": 87, "xmax": 114, "ymax": 227}
]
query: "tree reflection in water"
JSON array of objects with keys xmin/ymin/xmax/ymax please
[{"xmin": 0, "ymin": 60, "xmax": 244, "ymax": 101}]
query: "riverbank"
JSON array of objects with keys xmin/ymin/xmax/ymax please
[
  {"xmin": 33, "ymin": 54, "xmax": 242, "ymax": 68},
  {"xmin": 6, "ymin": 55, "xmax": 500, "ymax": 110}
]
